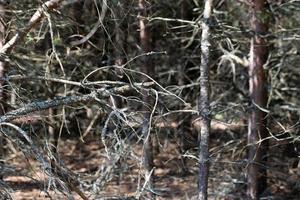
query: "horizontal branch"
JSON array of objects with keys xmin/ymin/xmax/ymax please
[
  {"xmin": 147, "ymin": 17, "xmax": 199, "ymax": 27},
  {"xmin": 0, "ymin": 92, "xmax": 97, "ymax": 123},
  {"xmin": 4, "ymin": 75, "xmax": 127, "ymax": 87},
  {"xmin": 5, "ymin": 75, "xmax": 82, "ymax": 86},
  {"xmin": 0, "ymin": 82, "xmax": 154, "ymax": 123}
]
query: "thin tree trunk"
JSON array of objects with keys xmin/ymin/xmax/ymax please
[
  {"xmin": 114, "ymin": 1, "xmax": 126, "ymax": 68},
  {"xmin": 139, "ymin": 0, "xmax": 155, "ymax": 198},
  {"xmin": 247, "ymin": 0, "xmax": 269, "ymax": 199},
  {"xmin": 113, "ymin": 1, "xmax": 128, "ymax": 187},
  {"xmin": 198, "ymin": 0, "xmax": 213, "ymax": 200},
  {"xmin": 178, "ymin": 0, "xmax": 190, "ymax": 174},
  {"xmin": 0, "ymin": 3, "xmax": 6, "ymax": 101},
  {"xmin": 0, "ymin": 2, "xmax": 8, "ymax": 179},
  {"xmin": 113, "ymin": 1, "xmax": 127, "ymax": 108}
]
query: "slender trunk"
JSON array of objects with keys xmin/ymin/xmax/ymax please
[
  {"xmin": 247, "ymin": 0, "xmax": 269, "ymax": 199},
  {"xmin": 0, "ymin": 2, "xmax": 7, "ymax": 179},
  {"xmin": 114, "ymin": 1, "xmax": 126, "ymax": 67},
  {"xmin": 139, "ymin": 0, "xmax": 155, "ymax": 198},
  {"xmin": 198, "ymin": 0, "xmax": 213, "ymax": 200},
  {"xmin": 113, "ymin": 1, "xmax": 128, "ymax": 187},
  {"xmin": 0, "ymin": 4, "xmax": 5, "ymax": 100},
  {"xmin": 113, "ymin": 1, "xmax": 127, "ymax": 108},
  {"xmin": 178, "ymin": 0, "xmax": 189, "ymax": 174}
]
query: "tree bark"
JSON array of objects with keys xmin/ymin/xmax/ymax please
[
  {"xmin": 247, "ymin": 0, "xmax": 269, "ymax": 199},
  {"xmin": 198, "ymin": 0, "xmax": 213, "ymax": 199},
  {"xmin": 139, "ymin": 0, "xmax": 155, "ymax": 198},
  {"xmin": 0, "ymin": 2, "xmax": 8, "ymax": 179}
]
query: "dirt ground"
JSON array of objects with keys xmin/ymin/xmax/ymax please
[
  {"xmin": 3, "ymin": 135, "xmax": 199, "ymax": 200},
  {"xmin": 2, "ymin": 131, "xmax": 300, "ymax": 200}
]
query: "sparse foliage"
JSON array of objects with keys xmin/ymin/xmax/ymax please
[{"xmin": 0, "ymin": 0, "xmax": 299, "ymax": 199}]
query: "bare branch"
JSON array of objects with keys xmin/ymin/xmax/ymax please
[
  {"xmin": 0, "ymin": 0, "xmax": 63, "ymax": 54},
  {"xmin": 4, "ymin": 75, "xmax": 127, "ymax": 87},
  {"xmin": 0, "ymin": 82, "xmax": 156, "ymax": 123},
  {"xmin": 0, "ymin": 91, "xmax": 97, "ymax": 123}
]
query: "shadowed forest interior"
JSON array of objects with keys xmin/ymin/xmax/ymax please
[{"xmin": 0, "ymin": 0, "xmax": 299, "ymax": 199}]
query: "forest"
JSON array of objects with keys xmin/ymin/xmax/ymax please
[{"xmin": 0, "ymin": 0, "xmax": 299, "ymax": 199}]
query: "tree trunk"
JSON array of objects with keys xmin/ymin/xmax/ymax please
[
  {"xmin": 198, "ymin": 0, "xmax": 213, "ymax": 199},
  {"xmin": 0, "ymin": 3, "xmax": 6, "ymax": 102},
  {"xmin": 247, "ymin": 0, "xmax": 269, "ymax": 199},
  {"xmin": 177, "ymin": 0, "xmax": 190, "ymax": 174},
  {"xmin": 139, "ymin": 0, "xmax": 155, "ymax": 198},
  {"xmin": 114, "ymin": 1, "xmax": 127, "ymax": 68},
  {"xmin": 0, "ymin": 2, "xmax": 8, "ymax": 179},
  {"xmin": 113, "ymin": 1, "xmax": 127, "ymax": 108}
]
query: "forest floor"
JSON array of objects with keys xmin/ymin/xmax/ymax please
[
  {"xmin": 4, "ymin": 135, "xmax": 199, "ymax": 200},
  {"xmin": 2, "ymin": 129, "xmax": 300, "ymax": 200}
]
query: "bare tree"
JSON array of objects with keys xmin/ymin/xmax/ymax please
[
  {"xmin": 112, "ymin": 0, "xmax": 127, "ymax": 108},
  {"xmin": 247, "ymin": 0, "xmax": 269, "ymax": 199},
  {"xmin": 198, "ymin": 0, "xmax": 213, "ymax": 199},
  {"xmin": 139, "ymin": 0, "xmax": 155, "ymax": 198},
  {"xmin": 0, "ymin": 0, "xmax": 8, "ymax": 179},
  {"xmin": 0, "ymin": 1, "xmax": 7, "ymax": 101},
  {"xmin": 177, "ymin": 0, "xmax": 191, "ymax": 174}
]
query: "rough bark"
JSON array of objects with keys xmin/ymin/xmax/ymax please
[
  {"xmin": 247, "ymin": 0, "xmax": 269, "ymax": 199},
  {"xmin": 139, "ymin": 0, "xmax": 155, "ymax": 198},
  {"xmin": 198, "ymin": 0, "xmax": 213, "ymax": 199}
]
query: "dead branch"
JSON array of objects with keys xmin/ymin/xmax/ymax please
[
  {"xmin": 0, "ymin": 0, "xmax": 63, "ymax": 54},
  {"xmin": 4, "ymin": 75, "xmax": 127, "ymax": 87},
  {"xmin": 0, "ymin": 82, "xmax": 154, "ymax": 123},
  {"xmin": 0, "ymin": 91, "xmax": 97, "ymax": 123}
]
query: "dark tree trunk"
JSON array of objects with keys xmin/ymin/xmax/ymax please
[
  {"xmin": 112, "ymin": 1, "xmax": 128, "ymax": 186},
  {"xmin": 247, "ymin": 0, "xmax": 269, "ymax": 199},
  {"xmin": 139, "ymin": 0, "xmax": 155, "ymax": 198},
  {"xmin": 113, "ymin": 1, "xmax": 128, "ymax": 109},
  {"xmin": 198, "ymin": 0, "xmax": 213, "ymax": 199},
  {"xmin": 0, "ymin": 4, "xmax": 5, "ymax": 102},
  {"xmin": 114, "ymin": 1, "xmax": 127, "ymax": 67},
  {"xmin": 177, "ymin": 0, "xmax": 190, "ymax": 174},
  {"xmin": 0, "ymin": 2, "xmax": 8, "ymax": 179}
]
